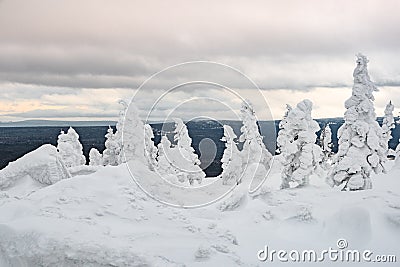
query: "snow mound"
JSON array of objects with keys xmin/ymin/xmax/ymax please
[
  {"xmin": 0, "ymin": 158, "xmax": 399, "ymax": 266},
  {"xmin": 0, "ymin": 163, "xmax": 246, "ymax": 266},
  {"xmin": 0, "ymin": 144, "xmax": 71, "ymax": 191}
]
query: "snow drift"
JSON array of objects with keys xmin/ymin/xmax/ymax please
[{"xmin": 0, "ymin": 144, "xmax": 71, "ymax": 191}]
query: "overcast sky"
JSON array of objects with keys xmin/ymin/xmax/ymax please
[{"xmin": 0, "ymin": 0, "xmax": 399, "ymax": 122}]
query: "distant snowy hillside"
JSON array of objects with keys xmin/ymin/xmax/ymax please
[{"xmin": 0, "ymin": 120, "xmax": 117, "ymax": 127}]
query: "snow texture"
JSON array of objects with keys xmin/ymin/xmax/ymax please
[
  {"xmin": 68, "ymin": 165, "xmax": 100, "ymax": 177},
  {"xmin": 1, "ymin": 157, "xmax": 399, "ymax": 266},
  {"xmin": 327, "ymin": 54, "xmax": 387, "ymax": 190},
  {"xmin": 277, "ymin": 99, "xmax": 322, "ymax": 189}
]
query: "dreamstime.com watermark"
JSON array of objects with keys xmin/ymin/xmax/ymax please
[{"xmin": 257, "ymin": 239, "xmax": 397, "ymax": 263}]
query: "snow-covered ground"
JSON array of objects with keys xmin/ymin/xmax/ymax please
[{"xmin": 0, "ymin": 157, "xmax": 399, "ymax": 266}]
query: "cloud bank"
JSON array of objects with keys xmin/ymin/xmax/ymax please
[{"xmin": 0, "ymin": 0, "xmax": 399, "ymax": 121}]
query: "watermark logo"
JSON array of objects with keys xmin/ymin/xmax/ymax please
[
  {"xmin": 123, "ymin": 61, "xmax": 276, "ymax": 208},
  {"xmin": 257, "ymin": 238, "xmax": 397, "ymax": 263},
  {"xmin": 336, "ymin": 238, "xmax": 348, "ymax": 249}
]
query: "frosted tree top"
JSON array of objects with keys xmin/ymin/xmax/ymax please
[{"xmin": 353, "ymin": 53, "xmax": 378, "ymax": 100}]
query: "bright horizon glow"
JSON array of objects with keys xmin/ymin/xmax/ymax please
[{"xmin": 2, "ymin": 86, "xmax": 398, "ymax": 123}]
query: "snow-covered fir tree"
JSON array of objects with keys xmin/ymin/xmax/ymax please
[
  {"xmin": 171, "ymin": 118, "xmax": 205, "ymax": 185},
  {"xmin": 320, "ymin": 124, "xmax": 333, "ymax": 155},
  {"xmin": 115, "ymin": 100, "xmax": 127, "ymax": 163},
  {"xmin": 277, "ymin": 99, "xmax": 322, "ymax": 189},
  {"xmin": 89, "ymin": 148, "xmax": 103, "ymax": 166},
  {"xmin": 57, "ymin": 127, "xmax": 86, "ymax": 168},
  {"xmin": 102, "ymin": 127, "xmax": 120, "ymax": 166},
  {"xmin": 156, "ymin": 135, "xmax": 177, "ymax": 178},
  {"xmin": 320, "ymin": 123, "xmax": 333, "ymax": 169},
  {"xmin": 144, "ymin": 124, "xmax": 158, "ymax": 171},
  {"xmin": 276, "ymin": 104, "xmax": 292, "ymax": 155},
  {"xmin": 327, "ymin": 54, "xmax": 386, "ymax": 190},
  {"xmin": 117, "ymin": 100, "xmax": 146, "ymax": 164},
  {"xmin": 67, "ymin": 127, "xmax": 86, "ymax": 165},
  {"xmin": 238, "ymin": 100, "xmax": 273, "ymax": 182},
  {"xmin": 110, "ymin": 99, "xmax": 126, "ymax": 165},
  {"xmin": 220, "ymin": 125, "xmax": 242, "ymax": 185},
  {"xmin": 381, "ymin": 101, "xmax": 395, "ymax": 156},
  {"xmin": 218, "ymin": 101, "xmax": 274, "ymax": 211},
  {"xmin": 57, "ymin": 130, "xmax": 73, "ymax": 167}
]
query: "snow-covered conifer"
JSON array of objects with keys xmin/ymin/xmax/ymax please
[
  {"xmin": 57, "ymin": 130, "xmax": 73, "ymax": 167},
  {"xmin": 327, "ymin": 54, "xmax": 386, "ymax": 190},
  {"xmin": 278, "ymin": 99, "xmax": 322, "ymax": 189},
  {"xmin": 156, "ymin": 136, "xmax": 176, "ymax": 176},
  {"xmin": 381, "ymin": 101, "xmax": 395, "ymax": 155},
  {"xmin": 102, "ymin": 127, "xmax": 120, "ymax": 166},
  {"xmin": 170, "ymin": 118, "xmax": 205, "ymax": 185},
  {"xmin": 220, "ymin": 125, "xmax": 242, "ymax": 185},
  {"xmin": 320, "ymin": 124, "xmax": 333, "ymax": 169},
  {"xmin": 218, "ymin": 102, "xmax": 274, "ymax": 210},
  {"xmin": 111, "ymin": 99, "xmax": 126, "ymax": 164},
  {"xmin": 276, "ymin": 104, "xmax": 293, "ymax": 155},
  {"xmin": 117, "ymin": 100, "xmax": 146, "ymax": 164},
  {"xmin": 144, "ymin": 124, "xmax": 158, "ymax": 171},
  {"xmin": 238, "ymin": 100, "xmax": 273, "ymax": 180},
  {"xmin": 57, "ymin": 127, "xmax": 86, "ymax": 168},
  {"xmin": 89, "ymin": 148, "xmax": 103, "ymax": 166}
]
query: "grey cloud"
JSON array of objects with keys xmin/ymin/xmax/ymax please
[
  {"xmin": 0, "ymin": 0, "xmax": 399, "ymax": 120},
  {"xmin": 1, "ymin": 0, "xmax": 399, "ymax": 91},
  {"xmin": 0, "ymin": 72, "xmax": 145, "ymax": 89},
  {"xmin": 1, "ymin": 57, "xmax": 398, "ymax": 91},
  {"xmin": 1, "ymin": 0, "xmax": 400, "ymax": 56},
  {"xmin": 0, "ymin": 83, "xmax": 80, "ymax": 100},
  {"xmin": 0, "ymin": 46, "xmax": 158, "ymax": 77},
  {"xmin": 4, "ymin": 108, "xmax": 118, "ymax": 119}
]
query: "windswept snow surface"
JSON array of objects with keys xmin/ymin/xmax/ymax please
[{"xmin": 0, "ymin": 158, "xmax": 399, "ymax": 266}]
